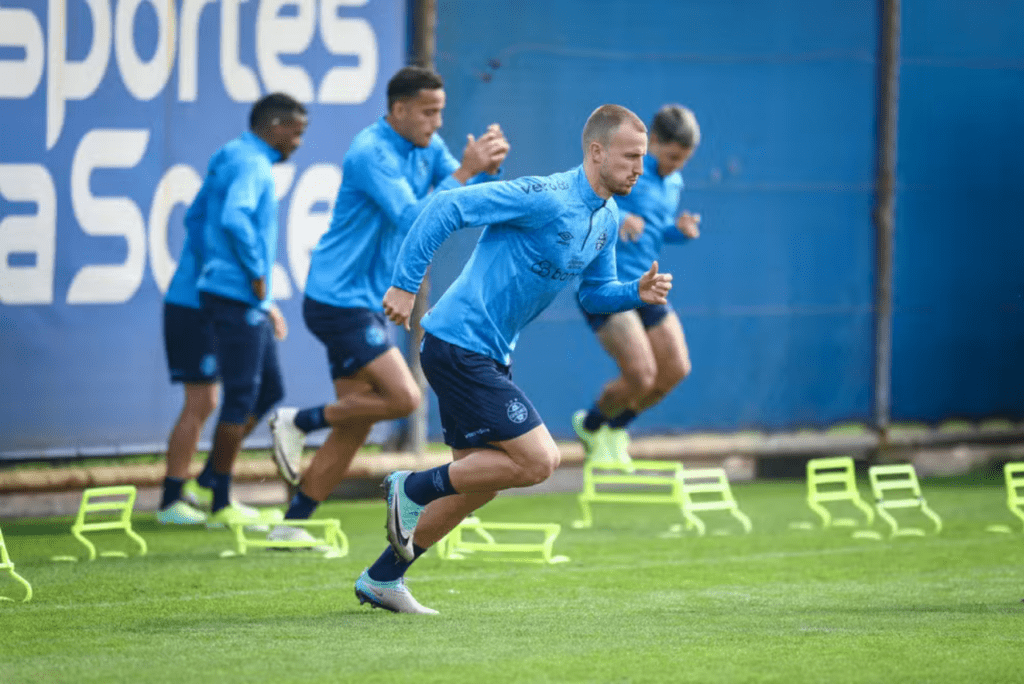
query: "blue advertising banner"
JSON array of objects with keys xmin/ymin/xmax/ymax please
[{"xmin": 0, "ymin": 0, "xmax": 407, "ymax": 457}]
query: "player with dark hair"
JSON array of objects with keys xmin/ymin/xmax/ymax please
[
  {"xmin": 156, "ymin": 94, "xmax": 305, "ymax": 524},
  {"xmin": 265, "ymin": 66, "xmax": 509, "ymax": 547},
  {"xmin": 353, "ymin": 104, "xmax": 673, "ymax": 613},
  {"xmin": 175, "ymin": 92, "xmax": 308, "ymax": 527},
  {"xmin": 572, "ymin": 104, "xmax": 701, "ymax": 467}
]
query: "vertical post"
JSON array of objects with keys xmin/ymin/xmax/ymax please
[
  {"xmin": 402, "ymin": 0, "xmax": 437, "ymax": 456},
  {"xmin": 872, "ymin": 0, "xmax": 900, "ymax": 439}
]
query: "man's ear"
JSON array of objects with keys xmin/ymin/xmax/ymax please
[{"xmin": 588, "ymin": 140, "xmax": 604, "ymax": 164}]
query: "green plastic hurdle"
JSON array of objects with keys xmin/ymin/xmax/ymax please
[
  {"xmin": 868, "ymin": 464, "xmax": 942, "ymax": 537},
  {"xmin": 678, "ymin": 467, "xmax": 752, "ymax": 536},
  {"xmin": 67, "ymin": 486, "xmax": 148, "ymax": 561},
  {"xmin": 228, "ymin": 519, "xmax": 349, "ymax": 558},
  {"xmin": 437, "ymin": 516, "xmax": 568, "ymax": 564},
  {"xmin": 804, "ymin": 457, "xmax": 875, "ymax": 528},
  {"xmin": 1004, "ymin": 462, "xmax": 1024, "ymax": 532},
  {"xmin": 573, "ymin": 459, "xmax": 686, "ymax": 529},
  {"xmin": 0, "ymin": 525, "xmax": 32, "ymax": 602}
]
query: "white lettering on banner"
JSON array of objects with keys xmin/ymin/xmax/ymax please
[
  {"xmin": 67, "ymin": 129, "xmax": 151, "ymax": 304},
  {"xmin": 319, "ymin": 0, "xmax": 378, "ymax": 104},
  {"xmin": 177, "ymin": 0, "xmax": 216, "ymax": 102},
  {"xmin": 258, "ymin": 0, "xmax": 317, "ymax": 102},
  {"xmin": 148, "ymin": 164, "xmax": 202, "ymax": 293},
  {"xmin": 47, "ymin": 0, "xmax": 112, "ymax": 150},
  {"xmin": 0, "ymin": 5, "xmax": 45, "ymax": 99},
  {"xmin": 115, "ymin": 0, "xmax": 177, "ymax": 101},
  {"xmin": 0, "ymin": 165, "xmax": 56, "ymax": 305},
  {"xmin": 287, "ymin": 164, "xmax": 340, "ymax": 291},
  {"xmin": 221, "ymin": 0, "xmax": 262, "ymax": 102}
]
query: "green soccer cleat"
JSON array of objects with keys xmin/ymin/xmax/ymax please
[
  {"xmin": 206, "ymin": 502, "xmax": 283, "ymax": 531},
  {"xmin": 572, "ymin": 410, "xmax": 615, "ymax": 465},
  {"xmin": 603, "ymin": 427, "xmax": 635, "ymax": 472}
]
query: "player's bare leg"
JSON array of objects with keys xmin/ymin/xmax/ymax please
[{"xmin": 636, "ymin": 312, "xmax": 691, "ymax": 413}]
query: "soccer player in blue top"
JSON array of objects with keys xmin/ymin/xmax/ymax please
[
  {"xmin": 572, "ymin": 105, "xmax": 701, "ymax": 468},
  {"xmin": 265, "ymin": 66, "xmax": 509, "ymax": 548},
  {"xmin": 193, "ymin": 92, "xmax": 307, "ymax": 527},
  {"xmin": 351, "ymin": 104, "xmax": 673, "ymax": 613},
  {"xmin": 157, "ymin": 111, "xmax": 290, "ymax": 525}
]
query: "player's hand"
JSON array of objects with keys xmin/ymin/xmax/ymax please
[
  {"xmin": 251, "ymin": 277, "xmax": 267, "ymax": 301},
  {"xmin": 677, "ymin": 212, "xmax": 701, "ymax": 239},
  {"xmin": 457, "ymin": 124, "xmax": 509, "ymax": 180},
  {"xmin": 268, "ymin": 305, "xmax": 288, "ymax": 341},
  {"xmin": 638, "ymin": 261, "xmax": 672, "ymax": 305},
  {"xmin": 619, "ymin": 214, "xmax": 645, "ymax": 242},
  {"xmin": 383, "ymin": 286, "xmax": 417, "ymax": 331}
]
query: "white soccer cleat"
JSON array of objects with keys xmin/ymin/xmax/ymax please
[
  {"xmin": 572, "ymin": 410, "xmax": 615, "ymax": 466},
  {"xmin": 266, "ymin": 524, "xmax": 331, "ymax": 553},
  {"xmin": 354, "ymin": 569, "xmax": 438, "ymax": 614},
  {"xmin": 269, "ymin": 407, "xmax": 304, "ymax": 485},
  {"xmin": 156, "ymin": 500, "xmax": 207, "ymax": 525},
  {"xmin": 384, "ymin": 471, "xmax": 424, "ymax": 562}
]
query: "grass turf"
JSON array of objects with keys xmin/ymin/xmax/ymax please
[{"xmin": 0, "ymin": 474, "xmax": 1021, "ymax": 683}]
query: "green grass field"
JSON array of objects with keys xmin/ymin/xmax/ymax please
[{"xmin": 1, "ymin": 474, "xmax": 1021, "ymax": 683}]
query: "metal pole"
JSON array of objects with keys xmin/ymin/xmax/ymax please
[
  {"xmin": 401, "ymin": 0, "xmax": 437, "ymax": 455},
  {"xmin": 872, "ymin": 0, "xmax": 900, "ymax": 440}
]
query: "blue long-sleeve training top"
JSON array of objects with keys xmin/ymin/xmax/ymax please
[
  {"xmin": 195, "ymin": 131, "xmax": 281, "ymax": 307},
  {"xmin": 305, "ymin": 117, "xmax": 497, "ymax": 311},
  {"xmin": 392, "ymin": 165, "xmax": 645, "ymax": 365},
  {"xmin": 614, "ymin": 154, "xmax": 690, "ymax": 281}
]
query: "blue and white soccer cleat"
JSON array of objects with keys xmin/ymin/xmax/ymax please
[
  {"xmin": 156, "ymin": 500, "xmax": 207, "ymax": 525},
  {"xmin": 384, "ymin": 470, "xmax": 424, "ymax": 562},
  {"xmin": 354, "ymin": 569, "xmax": 438, "ymax": 614}
]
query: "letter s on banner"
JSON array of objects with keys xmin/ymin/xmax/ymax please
[
  {"xmin": 149, "ymin": 164, "xmax": 202, "ymax": 294},
  {"xmin": 0, "ymin": 165, "xmax": 56, "ymax": 305},
  {"xmin": 67, "ymin": 129, "xmax": 151, "ymax": 304}
]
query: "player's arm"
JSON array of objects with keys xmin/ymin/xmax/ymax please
[
  {"xmin": 578, "ymin": 227, "xmax": 643, "ymax": 314},
  {"xmin": 347, "ymin": 146, "xmax": 437, "ymax": 234},
  {"xmin": 220, "ymin": 163, "xmax": 269, "ymax": 294},
  {"xmin": 385, "ymin": 179, "xmax": 548, "ymax": 329}
]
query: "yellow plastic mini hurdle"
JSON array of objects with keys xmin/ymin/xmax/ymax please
[
  {"xmin": 66, "ymin": 485, "xmax": 148, "ymax": 561},
  {"xmin": 868, "ymin": 464, "xmax": 942, "ymax": 537},
  {"xmin": 437, "ymin": 516, "xmax": 568, "ymax": 564},
  {"xmin": 573, "ymin": 459, "xmax": 686, "ymax": 529},
  {"xmin": 803, "ymin": 456, "xmax": 875, "ymax": 528},
  {"xmin": 678, "ymin": 468, "xmax": 752, "ymax": 536},
  {"xmin": 0, "ymin": 525, "xmax": 32, "ymax": 602},
  {"xmin": 1004, "ymin": 462, "xmax": 1024, "ymax": 532},
  {"xmin": 228, "ymin": 519, "xmax": 349, "ymax": 558}
]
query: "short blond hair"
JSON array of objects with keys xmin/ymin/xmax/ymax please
[{"xmin": 581, "ymin": 104, "xmax": 646, "ymax": 151}]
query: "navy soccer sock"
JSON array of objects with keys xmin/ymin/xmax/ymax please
[
  {"xmin": 368, "ymin": 544, "xmax": 427, "ymax": 583},
  {"xmin": 294, "ymin": 406, "xmax": 328, "ymax": 433},
  {"xmin": 284, "ymin": 489, "xmax": 320, "ymax": 520},
  {"xmin": 160, "ymin": 477, "xmax": 184, "ymax": 510},
  {"xmin": 607, "ymin": 410, "xmax": 637, "ymax": 429},
  {"xmin": 583, "ymin": 405, "xmax": 607, "ymax": 432},
  {"xmin": 210, "ymin": 472, "xmax": 232, "ymax": 512},
  {"xmin": 402, "ymin": 464, "xmax": 457, "ymax": 506},
  {"xmin": 195, "ymin": 458, "xmax": 217, "ymax": 489}
]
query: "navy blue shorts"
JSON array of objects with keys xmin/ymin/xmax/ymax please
[
  {"xmin": 303, "ymin": 296, "xmax": 393, "ymax": 379},
  {"xmin": 420, "ymin": 332, "xmax": 543, "ymax": 450},
  {"xmin": 163, "ymin": 302, "xmax": 217, "ymax": 384},
  {"xmin": 579, "ymin": 298, "xmax": 674, "ymax": 333},
  {"xmin": 200, "ymin": 292, "xmax": 284, "ymax": 425}
]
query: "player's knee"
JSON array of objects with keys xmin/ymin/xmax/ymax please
[
  {"xmin": 389, "ymin": 383, "xmax": 422, "ymax": 418},
  {"xmin": 624, "ymin": 359, "xmax": 657, "ymax": 397},
  {"xmin": 659, "ymin": 356, "xmax": 691, "ymax": 391},
  {"xmin": 521, "ymin": 447, "xmax": 560, "ymax": 485}
]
